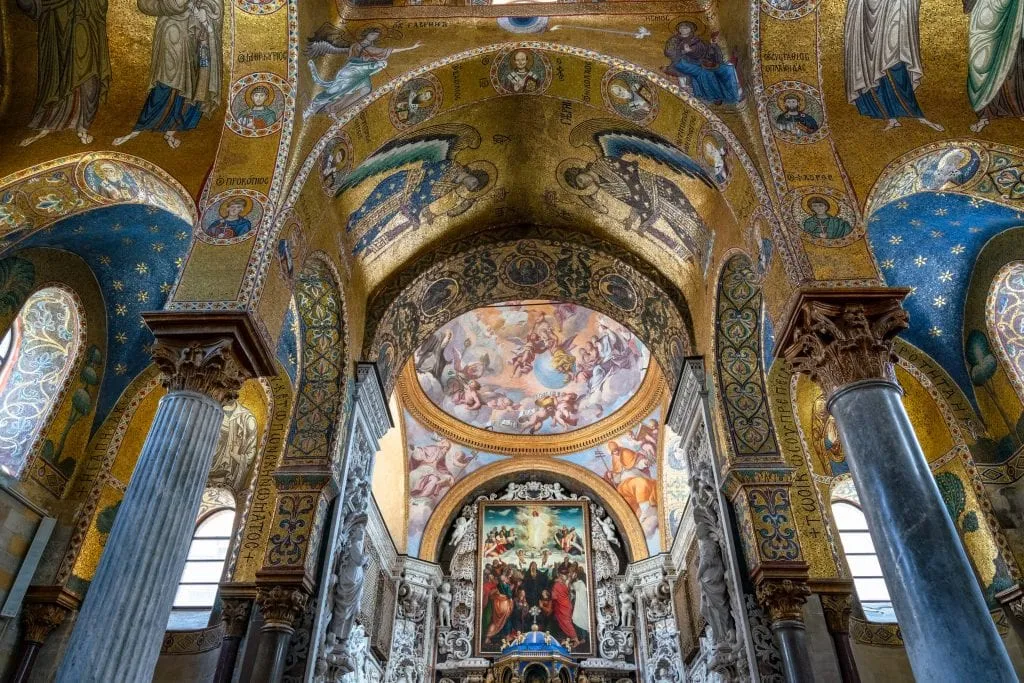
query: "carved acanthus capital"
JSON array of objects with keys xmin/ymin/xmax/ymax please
[
  {"xmin": 820, "ymin": 593, "xmax": 854, "ymax": 634},
  {"xmin": 220, "ymin": 597, "xmax": 253, "ymax": 638},
  {"xmin": 21, "ymin": 602, "xmax": 71, "ymax": 644},
  {"xmin": 152, "ymin": 337, "xmax": 249, "ymax": 404},
  {"xmin": 756, "ymin": 578, "xmax": 811, "ymax": 623},
  {"xmin": 255, "ymin": 585, "xmax": 308, "ymax": 632},
  {"xmin": 777, "ymin": 288, "xmax": 910, "ymax": 398}
]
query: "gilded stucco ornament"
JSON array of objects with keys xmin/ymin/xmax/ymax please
[
  {"xmin": 778, "ymin": 288, "xmax": 911, "ymax": 400},
  {"xmin": 151, "ymin": 337, "xmax": 249, "ymax": 404},
  {"xmin": 755, "ymin": 578, "xmax": 811, "ymax": 623}
]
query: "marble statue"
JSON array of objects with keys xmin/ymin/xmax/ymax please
[
  {"xmin": 437, "ymin": 581, "xmax": 453, "ymax": 628},
  {"xmin": 596, "ymin": 513, "xmax": 620, "ymax": 547},
  {"xmin": 691, "ymin": 464, "xmax": 735, "ymax": 642},
  {"xmin": 331, "ymin": 530, "xmax": 369, "ymax": 642},
  {"xmin": 449, "ymin": 515, "xmax": 471, "ymax": 547},
  {"xmin": 617, "ymin": 581, "xmax": 635, "ymax": 629}
]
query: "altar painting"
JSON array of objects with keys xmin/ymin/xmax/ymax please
[{"xmin": 477, "ymin": 501, "xmax": 594, "ymax": 656}]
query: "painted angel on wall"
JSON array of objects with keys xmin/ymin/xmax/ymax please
[
  {"xmin": 335, "ymin": 124, "xmax": 496, "ymax": 258},
  {"xmin": 558, "ymin": 122, "xmax": 715, "ymax": 270},
  {"xmin": 843, "ymin": 0, "xmax": 943, "ymax": 131},
  {"xmin": 304, "ymin": 24, "xmax": 422, "ymax": 119},
  {"xmin": 966, "ymin": 0, "xmax": 1024, "ymax": 131}
]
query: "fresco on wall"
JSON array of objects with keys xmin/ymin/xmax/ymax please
[
  {"xmin": 414, "ymin": 301, "xmax": 649, "ymax": 436},
  {"xmin": 405, "ymin": 410, "xmax": 504, "ymax": 557},
  {"xmin": 563, "ymin": 407, "xmax": 661, "ymax": 553},
  {"xmin": 477, "ymin": 501, "xmax": 594, "ymax": 655},
  {"xmin": 662, "ymin": 425, "xmax": 691, "ymax": 538}
]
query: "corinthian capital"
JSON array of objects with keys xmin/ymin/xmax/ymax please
[
  {"xmin": 255, "ymin": 585, "xmax": 308, "ymax": 632},
  {"xmin": 777, "ymin": 288, "xmax": 910, "ymax": 398},
  {"xmin": 152, "ymin": 338, "xmax": 248, "ymax": 404},
  {"xmin": 144, "ymin": 312, "xmax": 275, "ymax": 404},
  {"xmin": 756, "ymin": 578, "xmax": 811, "ymax": 623}
]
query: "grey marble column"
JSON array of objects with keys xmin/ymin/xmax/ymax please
[
  {"xmin": 772, "ymin": 620, "xmax": 815, "ymax": 683},
  {"xmin": 829, "ymin": 379, "xmax": 1016, "ymax": 682},
  {"xmin": 56, "ymin": 390, "xmax": 224, "ymax": 682}
]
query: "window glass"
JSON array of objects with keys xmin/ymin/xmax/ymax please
[
  {"xmin": 832, "ymin": 501, "xmax": 897, "ymax": 624},
  {"xmin": 169, "ymin": 509, "xmax": 235, "ymax": 628}
]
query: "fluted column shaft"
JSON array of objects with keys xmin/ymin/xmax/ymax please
[{"xmin": 56, "ymin": 390, "xmax": 224, "ymax": 682}]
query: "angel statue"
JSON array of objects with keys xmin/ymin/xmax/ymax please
[
  {"xmin": 558, "ymin": 123, "xmax": 715, "ymax": 268},
  {"xmin": 336, "ymin": 125, "xmax": 496, "ymax": 259},
  {"xmin": 304, "ymin": 24, "xmax": 422, "ymax": 118}
]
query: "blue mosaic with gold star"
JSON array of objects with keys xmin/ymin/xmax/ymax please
[
  {"xmin": 13, "ymin": 205, "xmax": 192, "ymax": 427},
  {"xmin": 869, "ymin": 191, "xmax": 1024, "ymax": 408}
]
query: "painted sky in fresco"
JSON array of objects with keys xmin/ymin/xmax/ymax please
[
  {"xmin": 413, "ymin": 301, "xmax": 650, "ymax": 435},
  {"xmin": 405, "ymin": 409, "xmax": 506, "ymax": 557},
  {"xmin": 563, "ymin": 407, "xmax": 662, "ymax": 555}
]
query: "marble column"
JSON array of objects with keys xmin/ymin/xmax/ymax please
[
  {"xmin": 778, "ymin": 288, "xmax": 1016, "ymax": 683},
  {"xmin": 56, "ymin": 330, "xmax": 262, "ymax": 682},
  {"xmin": 213, "ymin": 594, "xmax": 254, "ymax": 683},
  {"xmin": 820, "ymin": 592, "xmax": 860, "ymax": 683},
  {"xmin": 757, "ymin": 579, "xmax": 814, "ymax": 683},
  {"xmin": 11, "ymin": 588, "xmax": 78, "ymax": 683},
  {"xmin": 251, "ymin": 586, "xmax": 308, "ymax": 683}
]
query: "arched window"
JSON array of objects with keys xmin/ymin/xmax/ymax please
[
  {"xmin": 988, "ymin": 261, "xmax": 1024, "ymax": 400},
  {"xmin": 169, "ymin": 508, "xmax": 235, "ymax": 629},
  {"xmin": 0, "ymin": 287, "xmax": 82, "ymax": 479},
  {"xmin": 831, "ymin": 500, "xmax": 897, "ymax": 623}
]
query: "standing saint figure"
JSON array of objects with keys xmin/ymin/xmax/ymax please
[
  {"xmin": 17, "ymin": 0, "xmax": 111, "ymax": 146},
  {"xmin": 843, "ymin": 0, "xmax": 943, "ymax": 131},
  {"xmin": 113, "ymin": 0, "xmax": 224, "ymax": 149},
  {"xmin": 966, "ymin": 0, "xmax": 1024, "ymax": 131}
]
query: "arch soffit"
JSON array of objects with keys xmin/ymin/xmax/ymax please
[
  {"xmin": 0, "ymin": 152, "xmax": 197, "ymax": 251},
  {"xmin": 418, "ymin": 456, "xmax": 649, "ymax": 564},
  {"xmin": 362, "ymin": 226, "xmax": 693, "ymax": 395}
]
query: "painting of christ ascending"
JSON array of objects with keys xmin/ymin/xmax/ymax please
[{"xmin": 476, "ymin": 501, "xmax": 594, "ymax": 656}]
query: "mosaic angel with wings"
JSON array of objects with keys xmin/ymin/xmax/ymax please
[
  {"xmin": 558, "ymin": 122, "xmax": 715, "ymax": 269},
  {"xmin": 304, "ymin": 24, "xmax": 422, "ymax": 118},
  {"xmin": 336, "ymin": 124, "xmax": 497, "ymax": 258}
]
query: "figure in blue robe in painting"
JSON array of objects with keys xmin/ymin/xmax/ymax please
[
  {"xmin": 205, "ymin": 198, "xmax": 253, "ymax": 239},
  {"xmin": 303, "ymin": 25, "xmax": 422, "ymax": 118},
  {"xmin": 774, "ymin": 93, "xmax": 820, "ymax": 138},
  {"xmin": 843, "ymin": 0, "xmax": 943, "ymax": 131},
  {"xmin": 335, "ymin": 124, "xmax": 495, "ymax": 259},
  {"xmin": 966, "ymin": 0, "xmax": 1024, "ymax": 131},
  {"xmin": 663, "ymin": 22, "xmax": 742, "ymax": 105},
  {"xmin": 113, "ymin": 0, "xmax": 224, "ymax": 149}
]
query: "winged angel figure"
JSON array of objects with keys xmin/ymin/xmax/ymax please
[
  {"xmin": 304, "ymin": 23, "xmax": 422, "ymax": 119},
  {"xmin": 557, "ymin": 120, "xmax": 716, "ymax": 270},
  {"xmin": 336, "ymin": 124, "xmax": 497, "ymax": 258}
]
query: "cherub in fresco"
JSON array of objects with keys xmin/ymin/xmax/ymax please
[
  {"xmin": 553, "ymin": 392, "xmax": 581, "ymax": 430},
  {"xmin": 574, "ymin": 339, "xmax": 600, "ymax": 384},
  {"xmin": 509, "ymin": 333, "xmax": 545, "ymax": 377},
  {"xmin": 487, "ymin": 394, "xmax": 520, "ymax": 411},
  {"xmin": 550, "ymin": 337, "xmax": 578, "ymax": 382},
  {"xmin": 445, "ymin": 351, "xmax": 491, "ymax": 408},
  {"xmin": 521, "ymin": 395, "xmax": 558, "ymax": 434},
  {"xmin": 631, "ymin": 418, "xmax": 659, "ymax": 461}
]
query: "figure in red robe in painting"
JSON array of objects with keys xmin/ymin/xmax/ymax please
[
  {"xmin": 484, "ymin": 568, "xmax": 515, "ymax": 644},
  {"xmin": 551, "ymin": 573, "xmax": 579, "ymax": 646}
]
